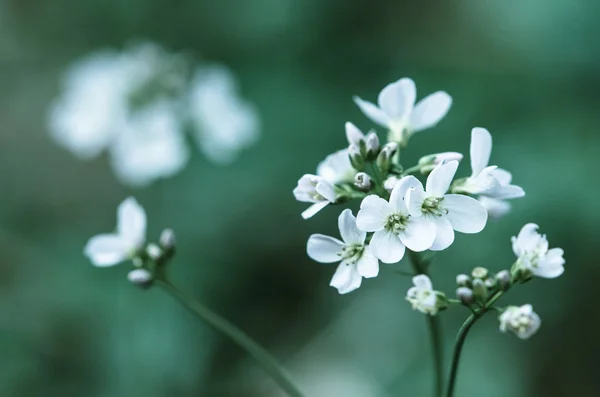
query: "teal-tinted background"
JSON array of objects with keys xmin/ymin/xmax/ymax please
[{"xmin": 0, "ymin": 1, "xmax": 598, "ymax": 396}]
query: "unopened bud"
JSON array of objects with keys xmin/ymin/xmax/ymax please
[
  {"xmin": 348, "ymin": 144, "xmax": 365, "ymax": 170},
  {"xmin": 472, "ymin": 267, "xmax": 489, "ymax": 279},
  {"xmin": 127, "ymin": 269, "xmax": 153, "ymax": 287},
  {"xmin": 383, "ymin": 175, "xmax": 400, "ymax": 192},
  {"xmin": 365, "ymin": 132, "xmax": 380, "ymax": 158},
  {"xmin": 376, "ymin": 142, "xmax": 397, "ymax": 173},
  {"xmin": 456, "ymin": 287, "xmax": 474, "ymax": 305},
  {"xmin": 456, "ymin": 274, "xmax": 471, "ymax": 287},
  {"xmin": 418, "ymin": 152, "xmax": 463, "ymax": 173},
  {"xmin": 484, "ymin": 277, "xmax": 496, "ymax": 289},
  {"xmin": 472, "ymin": 278, "xmax": 488, "ymax": 302},
  {"xmin": 146, "ymin": 243, "xmax": 162, "ymax": 261},
  {"xmin": 160, "ymin": 228, "xmax": 176, "ymax": 251},
  {"xmin": 495, "ymin": 270, "xmax": 511, "ymax": 290},
  {"xmin": 354, "ymin": 172, "xmax": 372, "ymax": 191}
]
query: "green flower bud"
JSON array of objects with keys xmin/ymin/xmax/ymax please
[
  {"xmin": 495, "ymin": 270, "xmax": 511, "ymax": 291},
  {"xmin": 365, "ymin": 132, "xmax": 380, "ymax": 158},
  {"xmin": 348, "ymin": 144, "xmax": 365, "ymax": 170},
  {"xmin": 472, "ymin": 278, "xmax": 488, "ymax": 302},
  {"xmin": 456, "ymin": 274, "xmax": 471, "ymax": 287},
  {"xmin": 472, "ymin": 266, "xmax": 489, "ymax": 279},
  {"xmin": 456, "ymin": 287, "xmax": 474, "ymax": 305},
  {"xmin": 354, "ymin": 172, "xmax": 372, "ymax": 191}
]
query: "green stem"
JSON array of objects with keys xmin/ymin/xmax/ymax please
[
  {"xmin": 401, "ymin": 165, "xmax": 422, "ymax": 177},
  {"xmin": 445, "ymin": 291, "xmax": 504, "ymax": 397},
  {"xmin": 407, "ymin": 250, "xmax": 443, "ymax": 397},
  {"xmin": 156, "ymin": 279, "xmax": 305, "ymax": 397}
]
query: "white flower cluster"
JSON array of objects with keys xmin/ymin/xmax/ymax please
[
  {"xmin": 49, "ymin": 42, "xmax": 259, "ymax": 187},
  {"xmin": 294, "ymin": 77, "xmax": 527, "ymax": 294}
]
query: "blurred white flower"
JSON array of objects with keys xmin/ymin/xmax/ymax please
[
  {"xmin": 456, "ymin": 128, "xmax": 525, "ymax": 216},
  {"xmin": 109, "ymin": 100, "xmax": 190, "ymax": 187},
  {"xmin": 356, "ymin": 176, "xmax": 436, "ymax": 263},
  {"xmin": 418, "ymin": 151, "xmax": 463, "ymax": 173},
  {"xmin": 383, "ymin": 175, "xmax": 401, "ymax": 192},
  {"xmin": 84, "ymin": 197, "xmax": 146, "ymax": 267},
  {"xmin": 293, "ymin": 175, "xmax": 336, "ymax": 219},
  {"xmin": 345, "ymin": 122, "xmax": 379, "ymax": 156},
  {"xmin": 512, "ymin": 223, "xmax": 565, "ymax": 278},
  {"xmin": 406, "ymin": 275, "xmax": 440, "ymax": 315},
  {"xmin": 353, "ymin": 78, "xmax": 452, "ymax": 145},
  {"xmin": 406, "ymin": 161, "xmax": 488, "ymax": 251},
  {"xmin": 188, "ymin": 65, "xmax": 260, "ymax": 164},
  {"xmin": 307, "ymin": 209, "xmax": 379, "ymax": 294},
  {"xmin": 478, "ymin": 196, "xmax": 511, "ymax": 219},
  {"xmin": 316, "ymin": 149, "xmax": 357, "ymax": 185},
  {"xmin": 499, "ymin": 304, "xmax": 541, "ymax": 339}
]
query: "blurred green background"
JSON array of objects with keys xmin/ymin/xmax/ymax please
[{"xmin": 0, "ymin": 0, "xmax": 598, "ymax": 396}]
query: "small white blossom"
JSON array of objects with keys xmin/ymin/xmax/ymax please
[
  {"xmin": 406, "ymin": 160, "xmax": 488, "ymax": 251},
  {"xmin": 84, "ymin": 197, "xmax": 147, "ymax": 267},
  {"xmin": 188, "ymin": 65, "xmax": 260, "ymax": 164},
  {"xmin": 316, "ymin": 149, "xmax": 357, "ymax": 185},
  {"xmin": 512, "ymin": 223, "xmax": 565, "ymax": 278},
  {"xmin": 406, "ymin": 275, "xmax": 440, "ymax": 315},
  {"xmin": 499, "ymin": 304, "xmax": 541, "ymax": 339},
  {"xmin": 356, "ymin": 177, "xmax": 436, "ymax": 263},
  {"xmin": 109, "ymin": 100, "xmax": 190, "ymax": 187},
  {"xmin": 353, "ymin": 78, "xmax": 452, "ymax": 144},
  {"xmin": 293, "ymin": 175, "xmax": 337, "ymax": 219},
  {"xmin": 128, "ymin": 269, "xmax": 153, "ymax": 285},
  {"xmin": 307, "ymin": 209, "xmax": 379, "ymax": 294},
  {"xmin": 457, "ymin": 128, "xmax": 525, "ymax": 216}
]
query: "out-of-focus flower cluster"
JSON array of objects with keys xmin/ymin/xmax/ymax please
[
  {"xmin": 293, "ymin": 77, "xmax": 564, "ymax": 340},
  {"xmin": 49, "ymin": 42, "xmax": 259, "ymax": 187}
]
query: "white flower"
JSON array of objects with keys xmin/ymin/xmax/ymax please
[
  {"xmin": 188, "ymin": 65, "xmax": 260, "ymax": 164},
  {"xmin": 406, "ymin": 275, "xmax": 440, "ymax": 315},
  {"xmin": 356, "ymin": 177, "xmax": 436, "ymax": 263},
  {"xmin": 458, "ymin": 128, "xmax": 525, "ymax": 216},
  {"xmin": 317, "ymin": 149, "xmax": 357, "ymax": 185},
  {"xmin": 307, "ymin": 209, "xmax": 379, "ymax": 294},
  {"xmin": 353, "ymin": 78, "xmax": 452, "ymax": 144},
  {"xmin": 499, "ymin": 304, "xmax": 541, "ymax": 339},
  {"xmin": 478, "ymin": 196, "xmax": 511, "ymax": 219},
  {"xmin": 406, "ymin": 160, "xmax": 488, "ymax": 251},
  {"xmin": 512, "ymin": 223, "xmax": 565, "ymax": 279},
  {"xmin": 293, "ymin": 175, "xmax": 337, "ymax": 219},
  {"xmin": 109, "ymin": 100, "xmax": 190, "ymax": 187},
  {"xmin": 84, "ymin": 197, "xmax": 147, "ymax": 267}
]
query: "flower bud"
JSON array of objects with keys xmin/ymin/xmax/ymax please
[
  {"xmin": 456, "ymin": 274, "xmax": 471, "ymax": 287},
  {"xmin": 348, "ymin": 144, "xmax": 365, "ymax": 170},
  {"xmin": 127, "ymin": 269, "xmax": 153, "ymax": 287},
  {"xmin": 456, "ymin": 287, "xmax": 474, "ymax": 305},
  {"xmin": 146, "ymin": 243, "xmax": 163, "ymax": 261},
  {"xmin": 365, "ymin": 132, "xmax": 380, "ymax": 158},
  {"xmin": 471, "ymin": 278, "xmax": 488, "ymax": 302},
  {"xmin": 484, "ymin": 277, "xmax": 496, "ymax": 289},
  {"xmin": 354, "ymin": 172, "xmax": 372, "ymax": 191},
  {"xmin": 376, "ymin": 142, "xmax": 398, "ymax": 173},
  {"xmin": 495, "ymin": 270, "xmax": 511, "ymax": 291},
  {"xmin": 471, "ymin": 267, "xmax": 488, "ymax": 279},
  {"xmin": 160, "ymin": 228, "xmax": 176, "ymax": 250},
  {"xmin": 383, "ymin": 175, "xmax": 400, "ymax": 192},
  {"xmin": 499, "ymin": 304, "xmax": 541, "ymax": 339},
  {"xmin": 418, "ymin": 152, "xmax": 463, "ymax": 173}
]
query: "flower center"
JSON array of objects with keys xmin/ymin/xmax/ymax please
[
  {"xmin": 338, "ymin": 244, "xmax": 364, "ymax": 264},
  {"xmin": 421, "ymin": 197, "xmax": 448, "ymax": 217},
  {"xmin": 385, "ymin": 213, "xmax": 409, "ymax": 235}
]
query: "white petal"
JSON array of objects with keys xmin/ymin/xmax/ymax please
[
  {"xmin": 429, "ymin": 215, "xmax": 455, "ymax": 251},
  {"xmin": 409, "ymin": 91, "xmax": 452, "ymax": 133},
  {"xmin": 117, "ymin": 197, "xmax": 146, "ymax": 246},
  {"xmin": 370, "ymin": 230, "xmax": 406, "ymax": 264},
  {"xmin": 412, "ymin": 274, "xmax": 432, "ymax": 290},
  {"xmin": 390, "ymin": 175, "xmax": 421, "ymax": 213},
  {"xmin": 338, "ymin": 209, "xmax": 366, "ymax": 245},
  {"xmin": 399, "ymin": 216, "xmax": 436, "ymax": 252},
  {"xmin": 444, "ymin": 194, "xmax": 488, "ymax": 233},
  {"xmin": 470, "ymin": 127, "xmax": 492, "ymax": 176},
  {"xmin": 306, "ymin": 234, "xmax": 344, "ymax": 263},
  {"xmin": 84, "ymin": 234, "xmax": 130, "ymax": 267},
  {"xmin": 377, "ymin": 78, "xmax": 416, "ymax": 119},
  {"xmin": 301, "ymin": 201, "xmax": 329, "ymax": 219},
  {"xmin": 533, "ymin": 264, "xmax": 564, "ymax": 279},
  {"xmin": 512, "ymin": 223, "xmax": 540, "ymax": 256},
  {"xmin": 345, "ymin": 122, "xmax": 365, "ymax": 146},
  {"xmin": 330, "ymin": 263, "xmax": 363, "ymax": 294},
  {"xmin": 357, "ymin": 246, "xmax": 379, "ymax": 278},
  {"xmin": 316, "ymin": 149, "xmax": 356, "ymax": 185},
  {"xmin": 406, "ymin": 185, "xmax": 426, "ymax": 217},
  {"xmin": 488, "ymin": 184, "xmax": 525, "ymax": 200},
  {"xmin": 490, "ymin": 168, "xmax": 512, "ymax": 185},
  {"xmin": 353, "ymin": 96, "xmax": 390, "ymax": 127},
  {"xmin": 356, "ymin": 195, "xmax": 393, "ymax": 231},
  {"xmin": 293, "ymin": 174, "xmax": 319, "ymax": 203},
  {"xmin": 479, "ymin": 197, "xmax": 511, "ymax": 219},
  {"xmin": 426, "ymin": 160, "xmax": 459, "ymax": 197},
  {"xmin": 535, "ymin": 248, "xmax": 565, "ymax": 278},
  {"xmin": 315, "ymin": 180, "xmax": 336, "ymax": 202}
]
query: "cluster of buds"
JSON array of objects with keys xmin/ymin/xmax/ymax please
[{"xmin": 455, "ymin": 267, "xmax": 511, "ymax": 306}]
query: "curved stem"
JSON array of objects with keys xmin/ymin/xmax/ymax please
[
  {"xmin": 407, "ymin": 250, "xmax": 443, "ymax": 397},
  {"xmin": 445, "ymin": 291, "xmax": 504, "ymax": 397},
  {"xmin": 156, "ymin": 279, "xmax": 305, "ymax": 397}
]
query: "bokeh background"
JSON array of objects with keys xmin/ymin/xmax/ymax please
[{"xmin": 1, "ymin": 1, "xmax": 598, "ymax": 396}]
